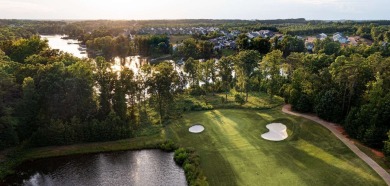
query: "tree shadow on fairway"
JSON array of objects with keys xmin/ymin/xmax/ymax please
[
  {"xmin": 289, "ymin": 116, "xmax": 358, "ymax": 160},
  {"xmin": 210, "ymin": 110, "xmax": 225, "ymax": 125},
  {"xmin": 199, "ymin": 150, "xmax": 239, "ymax": 186},
  {"xmin": 270, "ymin": 140, "xmax": 386, "ymax": 186}
]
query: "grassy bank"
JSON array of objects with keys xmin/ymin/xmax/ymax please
[
  {"xmin": 24, "ymin": 135, "xmax": 164, "ymax": 160},
  {"xmin": 166, "ymin": 108, "xmax": 386, "ymax": 185},
  {"xmin": 0, "ymin": 133, "xmax": 165, "ymax": 180}
]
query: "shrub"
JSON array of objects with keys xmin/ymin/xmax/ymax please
[
  {"xmin": 183, "ymin": 163, "xmax": 197, "ymax": 182},
  {"xmin": 188, "ymin": 86, "xmax": 206, "ymax": 96},
  {"xmin": 174, "ymin": 148, "xmax": 189, "ymax": 165},
  {"xmin": 179, "ymin": 98, "xmax": 213, "ymax": 111},
  {"xmin": 174, "ymin": 147, "xmax": 208, "ymax": 186},
  {"xmin": 160, "ymin": 140, "xmax": 177, "ymax": 152}
]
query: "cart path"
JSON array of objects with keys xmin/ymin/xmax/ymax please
[{"xmin": 282, "ymin": 104, "xmax": 390, "ymax": 185}]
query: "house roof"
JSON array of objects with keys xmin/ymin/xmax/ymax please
[{"xmin": 317, "ymin": 33, "xmax": 327, "ymax": 38}]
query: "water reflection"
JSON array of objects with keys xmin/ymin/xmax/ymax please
[
  {"xmin": 41, "ymin": 35, "xmax": 183, "ymax": 74},
  {"xmin": 40, "ymin": 35, "xmax": 88, "ymax": 59},
  {"xmin": 4, "ymin": 150, "xmax": 187, "ymax": 186},
  {"xmin": 112, "ymin": 56, "xmax": 150, "ymax": 74}
]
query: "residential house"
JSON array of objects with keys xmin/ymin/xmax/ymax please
[
  {"xmin": 228, "ymin": 41, "xmax": 237, "ymax": 49},
  {"xmin": 258, "ymin": 30, "xmax": 275, "ymax": 38},
  {"xmin": 333, "ymin": 32, "xmax": 349, "ymax": 44},
  {"xmin": 316, "ymin": 33, "xmax": 328, "ymax": 40},
  {"xmin": 251, "ymin": 32, "xmax": 260, "ymax": 38},
  {"xmin": 177, "ymin": 58, "xmax": 184, "ymax": 66},
  {"xmin": 278, "ymin": 36, "xmax": 284, "ymax": 42},
  {"xmin": 231, "ymin": 30, "xmax": 241, "ymax": 37},
  {"xmin": 305, "ymin": 42, "xmax": 314, "ymax": 52},
  {"xmin": 247, "ymin": 33, "xmax": 256, "ymax": 39}
]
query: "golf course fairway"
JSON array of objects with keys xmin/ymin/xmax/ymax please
[{"xmin": 166, "ymin": 108, "xmax": 386, "ymax": 185}]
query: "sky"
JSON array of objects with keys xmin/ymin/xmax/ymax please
[{"xmin": 0, "ymin": 0, "xmax": 389, "ymax": 20}]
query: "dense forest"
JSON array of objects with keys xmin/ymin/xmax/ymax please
[{"xmin": 1, "ymin": 19, "xmax": 390, "ymax": 161}]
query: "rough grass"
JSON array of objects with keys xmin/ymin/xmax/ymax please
[
  {"xmin": 354, "ymin": 142, "xmax": 390, "ymax": 174},
  {"xmin": 24, "ymin": 134, "xmax": 164, "ymax": 160},
  {"xmin": 166, "ymin": 108, "xmax": 386, "ymax": 186}
]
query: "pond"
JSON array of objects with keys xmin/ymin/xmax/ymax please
[{"xmin": 3, "ymin": 150, "xmax": 187, "ymax": 186}]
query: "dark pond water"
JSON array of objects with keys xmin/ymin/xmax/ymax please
[{"xmin": 3, "ymin": 150, "xmax": 187, "ymax": 186}]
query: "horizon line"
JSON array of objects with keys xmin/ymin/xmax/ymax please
[{"xmin": 1, "ymin": 18, "xmax": 390, "ymax": 22}]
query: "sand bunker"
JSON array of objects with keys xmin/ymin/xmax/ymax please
[
  {"xmin": 189, "ymin": 124, "xmax": 205, "ymax": 133},
  {"xmin": 261, "ymin": 123, "xmax": 288, "ymax": 141}
]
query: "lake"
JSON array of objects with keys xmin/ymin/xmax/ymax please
[
  {"xmin": 3, "ymin": 150, "xmax": 187, "ymax": 186},
  {"xmin": 41, "ymin": 35, "xmax": 88, "ymax": 59},
  {"xmin": 40, "ymin": 35, "xmax": 185, "ymax": 75}
]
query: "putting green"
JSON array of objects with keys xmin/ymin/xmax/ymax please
[{"xmin": 166, "ymin": 108, "xmax": 386, "ymax": 186}]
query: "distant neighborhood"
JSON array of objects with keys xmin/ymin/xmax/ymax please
[
  {"xmin": 138, "ymin": 26, "xmax": 241, "ymax": 50},
  {"xmin": 136, "ymin": 26, "xmax": 372, "ymax": 53}
]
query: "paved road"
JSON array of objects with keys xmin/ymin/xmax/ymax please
[{"xmin": 282, "ymin": 104, "xmax": 390, "ymax": 185}]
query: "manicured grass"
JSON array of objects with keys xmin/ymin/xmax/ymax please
[{"xmin": 166, "ymin": 108, "xmax": 386, "ymax": 185}]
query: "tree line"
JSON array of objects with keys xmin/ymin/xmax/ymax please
[
  {"xmin": 85, "ymin": 34, "xmax": 170, "ymax": 59},
  {"xmin": 0, "ymin": 36, "xmax": 181, "ymax": 149}
]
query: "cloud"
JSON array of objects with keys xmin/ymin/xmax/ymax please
[{"xmin": 0, "ymin": 0, "xmax": 53, "ymax": 15}]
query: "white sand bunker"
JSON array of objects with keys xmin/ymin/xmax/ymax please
[
  {"xmin": 189, "ymin": 124, "xmax": 205, "ymax": 133},
  {"xmin": 261, "ymin": 123, "xmax": 288, "ymax": 141}
]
